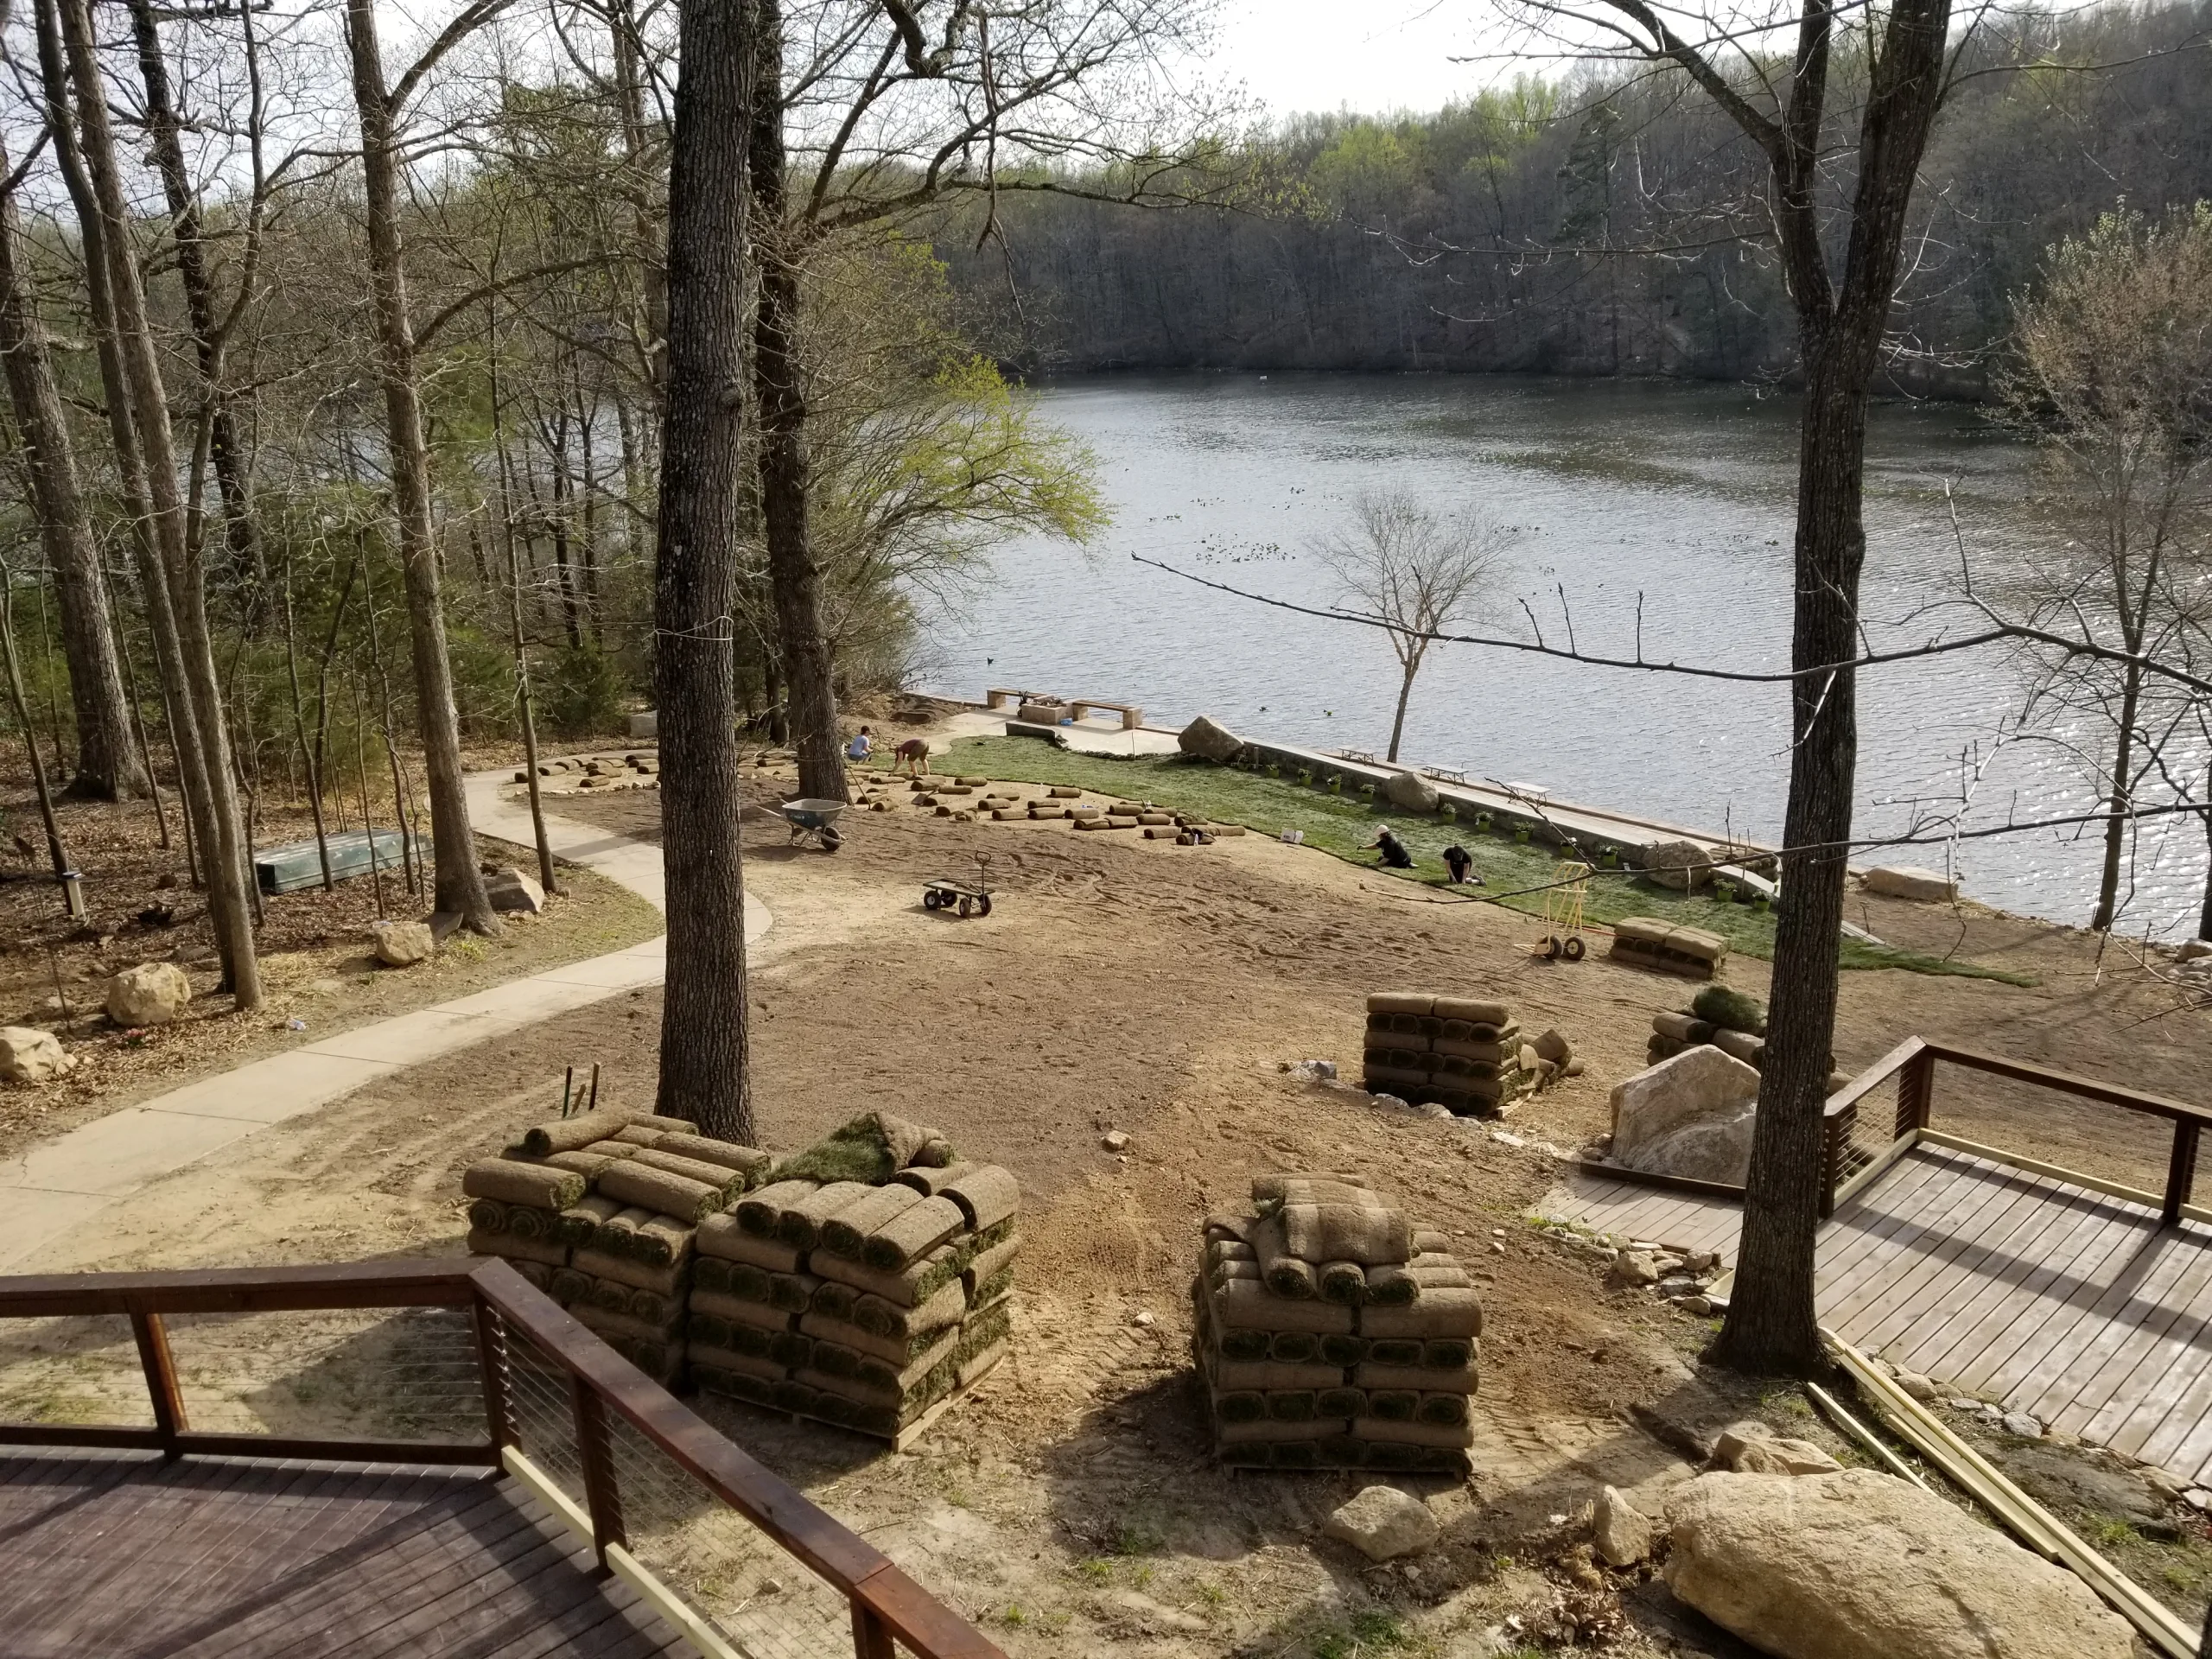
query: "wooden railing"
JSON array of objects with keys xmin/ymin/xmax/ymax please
[
  {"xmin": 1821, "ymin": 1036, "xmax": 2211, "ymax": 1226},
  {"xmin": 0, "ymin": 1257, "xmax": 1003, "ymax": 1659}
]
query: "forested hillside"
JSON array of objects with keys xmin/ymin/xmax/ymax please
[{"xmin": 939, "ymin": 3, "xmax": 2212, "ymax": 393}]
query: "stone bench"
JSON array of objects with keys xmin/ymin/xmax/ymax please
[{"xmin": 1068, "ymin": 698, "xmax": 1143, "ymax": 730}]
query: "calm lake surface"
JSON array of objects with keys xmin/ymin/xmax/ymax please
[{"xmin": 917, "ymin": 372, "xmax": 2209, "ymax": 933}]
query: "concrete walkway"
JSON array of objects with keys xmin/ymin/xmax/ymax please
[{"xmin": 0, "ymin": 770, "xmax": 760, "ymax": 1272}]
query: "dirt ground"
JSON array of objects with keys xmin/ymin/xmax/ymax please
[
  {"xmin": 4, "ymin": 747, "xmax": 2208, "ymax": 1656},
  {"xmin": 0, "ymin": 769, "xmax": 662, "ymax": 1163}
]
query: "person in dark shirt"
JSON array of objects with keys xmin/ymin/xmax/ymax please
[
  {"xmin": 1442, "ymin": 844, "xmax": 1484, "ymax": 886},
  {"xmin": 1366, "ymin": 828, "xmax": 1415, "ymax": 869}
]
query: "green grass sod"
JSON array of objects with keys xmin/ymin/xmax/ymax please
[{"xmin": 884, "ymin": 737, "xmax": 2032, "ymax": 987}]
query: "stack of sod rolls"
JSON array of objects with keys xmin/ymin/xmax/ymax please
[
  {"xmin": 463, "ymin": 1109, "xmax": 772, "ymax": 1388},
  {"xmin": 1195, "ymin": 1173, "xmax": 1480, "ymax": 1474},
  {"xmin": 1360, "ymin": 992, "xmax": 1540, "ymax": 1117},
  {"xmin": 1610, "ymin": 916, "xmax": 1729, "ymax": 979},
  {"xmin": 685, "ymin": 1114, "xmax": 1017, "ymax": 1444}
]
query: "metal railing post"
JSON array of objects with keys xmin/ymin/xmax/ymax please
[
  {"xmin": 129, "ymin": 1308, "xmax": 188, "ymax": 1459},
  {"xmin": 1821, "ymin": 1100, "xmax": 1855, "ymax": 1220},
  {"xmin": 571, "ymin": 1376, "xmax": 626, "ymax": 1568}
]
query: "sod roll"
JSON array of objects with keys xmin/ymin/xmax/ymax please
[
  {"xmin": 853, "ymin": 1276, "xmax": 967, "ymax": 1342},
  {"xmin": 1249, "ymin": 1214, "xmax": 1319, "ymax": 1300},
  {"xmin": 467, "ymin": 1228, "xmax": 566, "ymax": 1268},
  {"xmin": 938, "ymin": 1166, "xmax": 1019, "ymax": 1233},
  {"xmin": 777, "ymin": 1180, "xmax": 875, "ymax": 1249},
  {"xmin": 892, "ymin": 1161, "xmax": 980, "ymax": 1197},
  {"xmin": 573, "ymin": 1246, "xmax": 687, "ymax": 1298},
  {"xmin": 735, "ymin": 1179, "xmax": 820, "ymax": 1237},
  {"xmin": 630, "ymin": 1147, "xmax": 748, "ymax": 1195},
  {"xmin": 543, "ymin": 1147, "xmax": 629, "ymax": 1180},
  {"xmin": 1208, "ymin": 1277, "xmax": 1354, "ymax": 1334},
  {"xmin": 861, "ymin": 1194, "xmax": 965, "ymax": 1270},
  {"xmin": 695, "ymin": 1214, "xmax": 803, "ymax": 1272},
  {"xmin": 1280, "ymin": 1203, "xmax": 1410, "ymax": 1268},
  {"xmin": 1365, "ymin": 992, "xmax": 1435, "ymax": 1016},
  {"xmin": 519, "ymin": 1112, "xmax": 641, "ymax": 1157},
  {"xmin": 1358, "ymin": 1287, "xmax": 1484, "ymax": 1339},
  {"xmin": 819, "ymin": 1184, "xmax": 923, "ymax": 1259},
  {"xmin": 597, "ymin": 1160, "xmax": 722, "ymax": 1223},
  {"xmin": 813, "ymin": 1238, "xmax": 967, "ymax": 1307},
  {"xmin": 645, "ymin": 1133, "xmax": 771, "ymax": 1179},
  {"xmin": 463, "ymin": 1159, "xmax": 585, "ymax": 1211}
]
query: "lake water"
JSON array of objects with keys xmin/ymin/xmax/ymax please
[{"xmin": 915, "ymin": 372, "xmax": 2209, "ymax": 934}]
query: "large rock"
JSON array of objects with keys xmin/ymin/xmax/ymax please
[
  {"xmin": 0, "ymin": 1026, "xmax": 74, "ymax": 1083},
  {"xmin": 1863, "ymin": 865, "xmax": 1958, "ymax": 902},
  {"xmin": 1713, "ymin": 1424, "xmax": 1843, "ymax": 1476},
  {"xmin": 1383, "ymin": 770, "xmax": 1440, "ymax": 811},
  {"xmin": 1325, "ymin": 1485, "xmax": 1440, "ymax": 1561},
  {"xmin": 1610, "ymin": 1046, "xmax": 1762, "ymax": 1185},
  {"xmin": 105, "ymin": 962, "xmax": 192, "ymax": 1027},
  {"xmin": 1665, "ymin": 1469, "xmax": 2133, "ymax": 1659},
  {"xmin": 484, "ymin": 866, "xmax": 546, "ymax": 913},
  {"xmin": 372, "ymin": 919, "xmax": 435, "ymax": 967},
  {"xmin": 1176, "ymin": 715, "xmax": 1245, "ymax": 763},
  {"xmin": 1641, "ymin": 839, "xmax": 1715, "ymax": 890}
]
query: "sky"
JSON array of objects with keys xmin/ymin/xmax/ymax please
[{"xmin": 1211, "ymin": 0, "xmax": 1507, "ymax": 119}]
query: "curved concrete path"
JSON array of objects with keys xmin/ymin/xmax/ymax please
[{"xmin": 0, "ymin": 768, "xmax": 761, "ymax": 1271}]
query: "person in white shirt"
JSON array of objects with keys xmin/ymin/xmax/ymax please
[{"xmin": 846, "ymin": 727, "xmax": 874, "ymax": 763}]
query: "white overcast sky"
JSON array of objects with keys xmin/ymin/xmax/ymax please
[{"xmin": 1212, "ymin": 0, "xmax": 1506, "ymax": 118}]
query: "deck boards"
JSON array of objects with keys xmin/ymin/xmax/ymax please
[
  {"xmin": 0, "ymin": 1451, "xmax": 688, "ymax": 1658},
  {"xmin": 1538, "ymin": 1141, "xmax": 2212, "ymax": 1485}
]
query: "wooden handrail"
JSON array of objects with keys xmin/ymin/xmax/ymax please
[
  {"xmin": 467, "ymin": 1260, "xmax": 1007, "ymax": 1658},
  {"xmin": 0, "ymin": 1255, "xmax": 1005, "ymax": 1659}
]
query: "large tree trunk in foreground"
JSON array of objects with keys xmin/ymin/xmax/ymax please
[
  {"xmin": 0, "ymin": 154, "xmax": 143, "ymax": 801},
  {"xmin": 652, "ymin": 0, "xmax": 753, "ymax": 1141},
  {"xmin": 342, "ymin": 0, "xmax": 499, "ymax": 934},
  {"xmin": 747, "ymin": 0, "xmax": 846, "ymax": 806},
  {"xmin": 1709, "ymin": 0, "xmax": 1951, "ymax": 1376},
  {"xmin": 50, "ymin": 0, "xmax": 260, "ymax": 1006}
]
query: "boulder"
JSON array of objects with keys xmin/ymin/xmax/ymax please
[
  {"xmin": 1176, "ymin": 715, "xmax": 1245, "ymax": 763},
  {"xmin": 372, "ymin": 919, "xmax": 435, "ymax": 968},
  {"xmin": 1325, "ymin": 1485, "xmax": 1440, "ymax": 1561},
  {"xmin": 1665, "ymin": 1469, "xmax": 2133, "ymax": 1659},
  {"xmin": 1609, "ymin": 1250, "xmax": 1660, "ymax": 1288},
  {"xmin": 485, "ymin": 867, "xmax": 547, "ymax": 913},
  {"xmin": 2176, "ymin": 938, "xmax": 2211, "ymax": 962},
  {"xmin": 1609, "ymin": 1046, "xmax": 1763, "ymax": 1186},
  {"xmin": 1383, "ymin": 771, "xmax": 1440, "ymax": 812},
  {"xmin": 0, "ymin": 1026, "xmax": 74, "ymax": 1083},
  {"xmin": 105, "ymin": 962, "xmax": 192, "ymax": 1027},
  {"xmin": 1642, "ymin": 839, "xmax": 1715, "ymax": 890},
  {"xmin": 1594, "ymin": 1486, "xmax": 1654, "ymax": 1566},
  {"xmin": 1863, "ymin": 865, "xmax": 1958, "ymax": 902}
]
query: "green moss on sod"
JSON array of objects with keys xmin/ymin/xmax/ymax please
[{"xmin": 931, "ymin": 737, "xmax": 2033, "ymax": 985}]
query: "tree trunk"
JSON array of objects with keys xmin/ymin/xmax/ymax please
[
  {"xmin": 747, "ymin": 0, "xmax": 846, "ymax": 806},
  {"xmin": 52, "ymin": 0, "xmax": 261, "ymax": 1007},
  {"xmin": 0, "ymin": 154, "xmax": 143, "ymax": 800},
  {"xmin": 124, "ymin": 0, "xmax": 267, "ymax": 612},
  {"xmin": 652, "ymin": 0, "xmax": 753, "ymax": 1142},
  {"xmin": 1709, "ymin": 0, "xmax": 1951, "ymax": 1377},
  {"xmin": 2199, "ymin": 762, "xmax": 2210, "ymax": 943},
  {"xmin": 342, "ymin": 0, "xmax": 501, "ymax": 934},
  {"xmin": 281, "ymin": 561, "xmax": 335, "ymax": 888},
  {"xmin": 1386, "ymin": 651, "xmax": 1419, "ymax": 763},
  {"xmin": 2091, "ymin": 663, "xmax": 2143, "ymax": 931}
]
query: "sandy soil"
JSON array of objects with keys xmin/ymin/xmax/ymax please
[{"xmin": 4, "ymin": 744, "xmax": 2209, "ymax": 1656}]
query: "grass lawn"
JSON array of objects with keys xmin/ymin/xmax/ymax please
[{"xmin": 899, "ymin": 736, "xmax": 2031, "ymax": 986}]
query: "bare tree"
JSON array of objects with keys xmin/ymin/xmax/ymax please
[
  {"xmin": 1312, "ymin": 491, "xmax": 1510, "ymax": 761},
  {"xmin": 0, "ymin": 105, "xmax": 144, "ymax": 800},
  {"xmin": 1993, "ymin": 204, "xmax": 2212, "ymax": 932},
  {"xmin": 651, "ymin": 0, "xmax": 754, "ymax": 1141},
  {"xmin": 341, "ymin": 0, "xmax": 510, "ymax": 933}
]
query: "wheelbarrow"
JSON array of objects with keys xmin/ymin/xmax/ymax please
[
  {"xmin": 923, "ymin": 854, "xmax": 994, "ymax": 918},
  {"xmin": 779, "ymin": 798, "xmax": 846, "ymax": 850}
]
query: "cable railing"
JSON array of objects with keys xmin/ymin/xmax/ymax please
[
  {"xmin": 0, "ymin": 1257, "xmax": 1003, "ymax": 1659},
  {"xmin": 1821, "ymin": 1036, "xmax": 2210, "ymax": 1226}
]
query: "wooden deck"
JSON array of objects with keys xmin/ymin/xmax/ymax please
[
  {"xmin": 1540, "ymin": 1140, "xmax": 2212, "ymax": 1484},
  {"xmin": 0, "ymin": 1450, "xmax": 686, "ymax": 1658}
]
